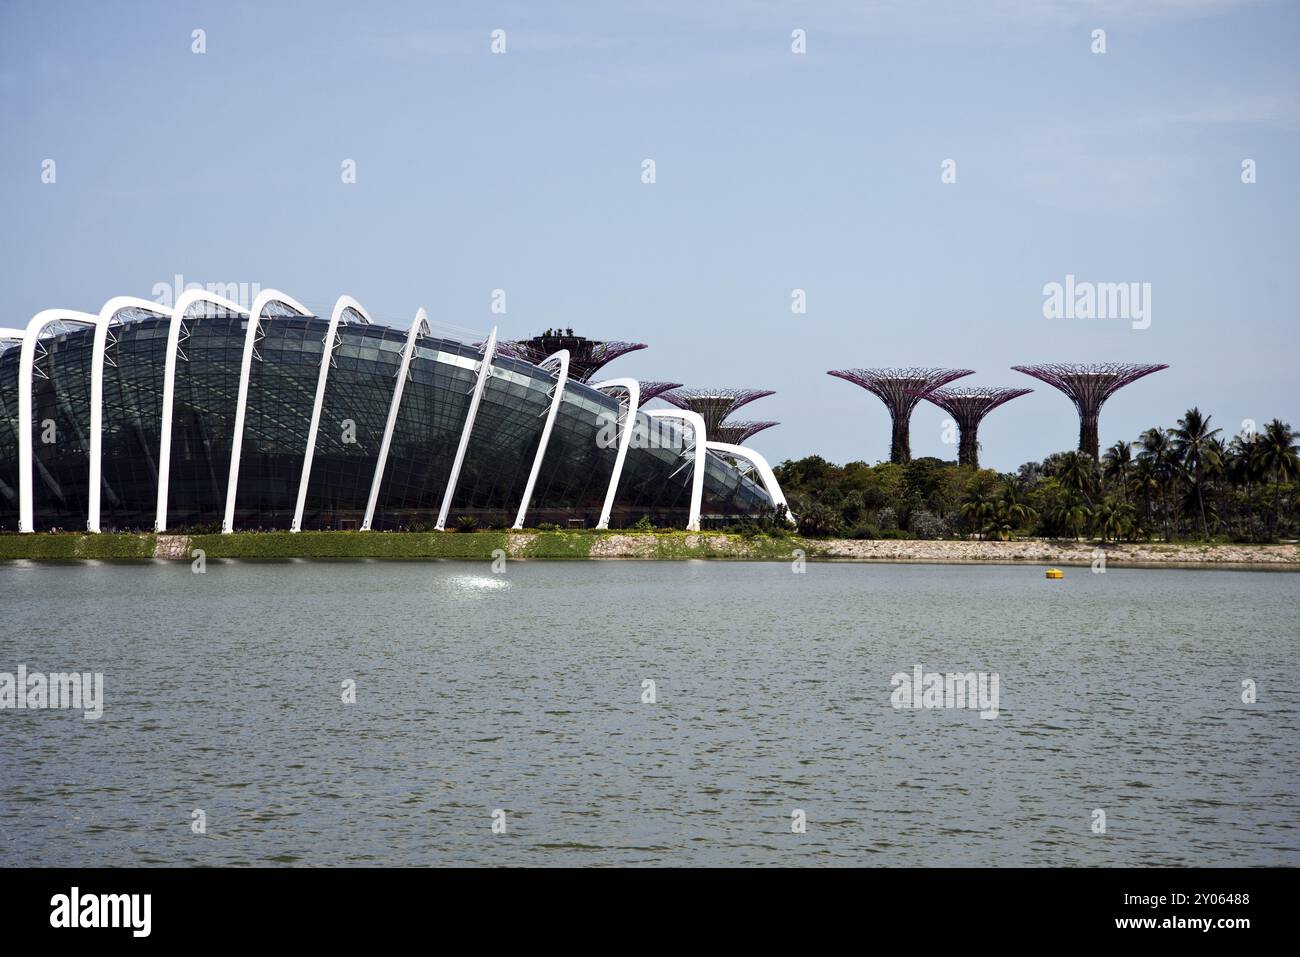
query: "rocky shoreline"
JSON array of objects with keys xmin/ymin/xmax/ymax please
[
  {"xmin": 577, "ymin": 534, "xmax": 1299, "ymax": 567},
  {"xmin": 807, "ymin": 537, "xmax": 1300, "ymax": 567}
]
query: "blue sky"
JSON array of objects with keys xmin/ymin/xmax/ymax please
[{"xmin": 2, "ymin": 0, "xmax": 1296, "ymax": 470}]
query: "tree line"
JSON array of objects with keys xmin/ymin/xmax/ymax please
[{"xmin": 771, "ymin": 410, "xmax": 1299, "ymax": 543}]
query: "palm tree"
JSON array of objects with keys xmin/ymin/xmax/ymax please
[
  {"xmin": 1130, "ymin": 455, "xmax": 1159, "ymax": 538},
  {"xmin": 1092, "ymin": 498, "xmax": 1136, "ymax": 542},
  {"xmin": 960, "ymin": 489, "xmax": 995, "ymax": 541},
  {"xmin": 1226, "ymin": 431, "xmax": 1266, "ymax": 542},
  {"xmin": 1050, "ymin": 490, "xmax": 1090, "ymax": 540},
  {"xmin": 983, "ymin": 482, "xmax": 1037, "ymax": 541},
  {"xmin": 997, "ymin": 481, "xmax": 1036, "ymax": 529},
  {"xmin": 1170, "ymin": 408, "xmax": 1222, "ymax": 540},
  {"xmin": 1137, "ymin": 427, "xmax": 1176, "ymax": 541},
  {"xmin": 1257, "ymin": 419, "xmax": 1300, "ymax": 539},
  {"xmin": 1102, "ymin": 441, "xmax": 1132, "ymax": 503},
  {"xmin": 1055, "ymin": 451, "xmax": 1097, "ymax": 502}
]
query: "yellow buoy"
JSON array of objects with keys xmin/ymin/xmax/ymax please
[{"xmin": 1045, "ymin": 568, "xmax": 1064, "ymax": 579}]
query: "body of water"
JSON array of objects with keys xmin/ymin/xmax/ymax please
[{"xmin": 0, "ymin": 559, "xmax": 1296, "ymax": 866}]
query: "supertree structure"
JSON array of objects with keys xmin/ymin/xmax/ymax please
[
  {"xmin": 712, "ymin": 421, "xmax": 779, "ymax": 445},
  {"xmin": 827, "ymin": 368, "xmax": 974, "ymax": 464},
  {"xmin": 660, "ymin": 387, "xmax": 775, "ymax": 436},
  {"xmin": 917, "ymin": 386, "xmax": 1032, "ymax": 469},
  {"xmin": 707, "ymin": 421, "xmax": 774, "ymax": 447},
  {"xmin": 1011, "ymin": 362, "xmax": 1168, "ymax": 462},
  {"xmin": 636, "ymin": 380, "xmax": 683, "ymax": 406},
  {"xmin": 494, "ymin": 332, "xmax": 647, "ymax": 382}
]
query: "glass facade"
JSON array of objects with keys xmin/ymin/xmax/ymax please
[
  {"xmin": 0, "ymin": 314, "xmax": 775, "ymax": 533},
  {"xmin": 0, "ymin": 347, "xmax": 18, "ymax": 529},
  {"xmin": 447, "ymin": 356, "xmax": 552, "ymax": 525},
  {"xmin": 29, "ymin": 326, "xmax": 95, "ymax": 530},
  {"xmin": 299, "ymin": 321, "xmax": 406, "ymax": 530},
  {"xmin": 164, "ymin": 306, "xmax": 246, "ymax": 529},
  {"xmin": 231, "ymin": 315, "xmax": 322, "ymax": 530},
  {"xmin": 99, "ymin": 311, "xmax": 170, "ymax": 530},
  {"xmin": 525, "ymin": 386, "xmax": 622, "ymax": 526},
  {"xmin": 369, "ymin": 337, "xmax": 478, "ymax": 530}
]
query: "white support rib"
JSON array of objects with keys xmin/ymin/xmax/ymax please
[
  {"xmin": 88, "ymin": 298, "xmax": 169, "ymax": 532},
  {"xmin": 221, "ymin": 289, "xmax": 312, "ymax": 534},
  {"xmin": 434, "ymin": 327, "xmax": 497, "ymax": 531},
  {"xmin": 290, "ymin": 295, "xmax": 374, "ymax": 533},
  {"xmin": 361, "ymin": 309, "xmax": 430, "ymax": 531},
  {"xmin": 705, "ymin": 440, "xmax": 797, "ymax": 525},
  {"xmin": 18, "ymin": 310, "xmax": 97, "ymax": 533},
  {"xmin": 644, "ymin": 408, "xmax": 706, "ymax": 532},
  {"xmin": 512, "ymin": 349, "xmax": 570, "ymax": 530},
  {"xmin": 591, "ymin": 378, "xmax": 640, "ymax": 530},
  {"xmin": 155, "ymin": 290, "xmax": 249, "ymax": 532}
]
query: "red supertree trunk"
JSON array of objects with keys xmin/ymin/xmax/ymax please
[
  {"xmin": 1012, "ymin": 363, "xmax": 1167, "ymax": 461},
  {"xmin": 828, "ymin": 368, "xmax": 975, "ymax": 465}
]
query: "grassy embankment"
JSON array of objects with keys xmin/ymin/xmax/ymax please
[
  {"xmin": 183, "ymin": 530, "xmax": 814, "ymax": 561},
  {"xmin": 0, "ymin": 532, "xmax": 157, "ymax": 560},
  {"xmin": 0, "ymin": 530, "xmax": 810, "ymax": 561},
  {"xmin": 0, "ymin": 531, "xmax": 1295, "ymax": 565}
]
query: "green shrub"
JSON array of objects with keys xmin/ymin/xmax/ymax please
[
  {"xmin": 0, "ymin": 533, "xmax": 156, "ymax": 560},
  {"xmin": 455, "ymin": 515, "xmax": 480, "ymax": 532},
  {"xmin": 172, "ymin": 523, "xmax": 219, "ymax": 535},
  {"xmin": 797, "ymin": 503, "xmax": 843, "ymax": 537},
  {"xmin": 521, "ymin": 531, "xmax": 593, "ymax": 559},
  {"xmin": 186, "ymin": 531, "xmax": 508, "ymax": 559},
  {"xmin": 878, "ymin": 528, "xmax": 916, "ymax": 540}
]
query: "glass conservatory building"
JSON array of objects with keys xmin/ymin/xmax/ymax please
[{"xmin": 0, "ymin": 291, "xmax": 790, "ymax": 534}]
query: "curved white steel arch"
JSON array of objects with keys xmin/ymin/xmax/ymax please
[
  {"xmin": 644, "ymin": 408, "xmax": 706, "ymax": 532},
  {"xmin": 17, "ymin": 309, "xmax": 98, "ymax": 533},
  {"xmin": 434, "ymin": 327, "xmax": 498, "ymax": 531},
  {"xmin": 221, "ymin": 289, "xmax": 313, "ymax": 533},
  {"xmin": 88, "ymin": 297, "xmax": 170, "ymax": 532},
  {"xmin": 155, "ymin": 290, "xmax": 249, "ymax": 532},
  {"xmin": 290, "ymin": 295, "xmax": 374, "ymax": 533},
  {"xmin": 590, "ymin": 378, "xmax": 640, "ymax": 530},
  {"xmin": 360, "ymin": 309, "xmax": 430, "ymax": 531},
  {"xmin": 705, "ymin": 440, "xmax": 796, "ymax": 525},
  {"xmin": 512, "ymin": 349, "xmax": 570, "ymax": 530}
]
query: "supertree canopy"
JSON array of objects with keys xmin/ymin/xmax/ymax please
[
  {"xmin": 660, "ymin": 388, "xmax": 775, "ymax": 435},
  {"xmin": 1011, "ymin": 362, "xmax": 1168, "ymax": 462},
  {"xmin": 636, "ymin": 380, "xmax": 683, "ymax": 406},
  {"xmin": 918, "ymin": 386, "xmax": 1032, "ymax": 469},
  {"xmin": 827, "ymin": 368, "xmax": 974, "ymax": 464},
  {"xmin": 495, "ymin": 332, "xmax": 647, "ymax": 382},
  {"xmin": 712, "ymin": 421, "xmax": 779, "ymax": 446}
]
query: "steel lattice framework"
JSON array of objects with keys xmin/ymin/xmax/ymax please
[
  {"xmin": 712, "ymin": 420, "xmax": 779, "ymax": 445},
  {"xmin": 660, "ymin": 388, "xmax": 775, "ymax": 435},
  {"xmin": 827, "ymin": 367, "xmax": 974, "ymax": 463},
  {"xmin": 495, "ymin": 334, "xmax": 647, "ymax": 382},
  {"xmin": 1011, "ymin": 362, "xmax": 1168, "ymax": 462},
  {"xmin": 918, "ymin": 386, "xmax": 1032, "ymax": 469},
  {"xmin": 636, "ymin": 380, "xmax": 683, "ymax": 406}
]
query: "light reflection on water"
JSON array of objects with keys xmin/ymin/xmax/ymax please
[
  {"xmin": 442, "ymin": 574, "xmax": 511, "ymax": 594},
  {"xmin": 0, "ymin": 559, "xmax": 1295, "ymax": 867}
]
